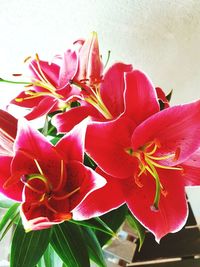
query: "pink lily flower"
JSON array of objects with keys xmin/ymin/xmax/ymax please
[
  {"xmin": 10, "ymin": 50, "xmax": 79, "ymax": 120},
  {"xmin": 85, "ymin": 95, "xmax": 200, "ymax": 241},
  {"xmin": 0, "ymin": 114, "xmax": 106, "ymax": 231},
  {"xmin": 53, "ymin": 65, "xmax": 159, "ymax": 133},
  {"xmin": 9, "ymin": 32, "xmax": 103, "ymax": 121}
]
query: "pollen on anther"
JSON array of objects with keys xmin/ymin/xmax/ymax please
[
  {"xmin": 24, "ymin": 56, "xmax": 32, "ymax": 63},
  {"xmin": 173, "ymin": 147, "xmax": 181, "ymax": 162}
]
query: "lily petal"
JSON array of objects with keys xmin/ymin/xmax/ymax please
[
  {"xmin": 124, "ymin": 70, "xmax": 159, "ymax": 124},
  {"xmin": 58, "ymin": 49, "xmax": 78, "ymax": 88},
  {"xmin": 100, "ymin": 63, "xmax": 133, "ymax": 118},
  {"xmin": 132, "ymin": 100, "xmax": 200, "ymax": 165},
  {"xmin": 125, "ymin": 169, "xmax": 188, "ymax": 242},
  {"xmin": 25, "ymin": 96, "xmax": 58, "ymax": 120},
  {"xmin": 67, "ymin": 162, "xmax": 106, "ymax": 213},
  {"xmin": 75, "ymin": 32, "xmax": 103, "ymax": 85},
  {"xmin": 0, "ymin": 156, "xmax": 23, "ymax": 201},
  {"xmin": 72, "ymin": 167, "xmax": 125, "ymax": 220},
  {"xmin": 181, "ymin": 149, "xmax": 200, "ymax": 186},
  {"xmin": 56, "ymin": 118, "xmax": 89, "ymax": 162},
  {"xmin": 86, "ymin": 116, "xmax": 137, "ymax": 178},
  {"xmin": 52, "ymin": 104, "xmax": 101, "ymax": 133}
]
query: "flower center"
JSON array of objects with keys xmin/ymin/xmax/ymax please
[
  {"xmin": 70, "ymin": 79, "xmax": 113, "ymax": 120},
  {"xmin": 20, "ymin": 159, "xmax": 80, "ymax": 215},
  {"xmin": 126, "ymin": 139, "xmax": 182, "ymax": 211},
  {"xmin": 15, "ymin": 54, "xmax": 64, "ymax": 103}
]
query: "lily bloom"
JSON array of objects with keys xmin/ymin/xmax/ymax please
[
  {"xmin": 53, "ymin": 65, "xmax": 162, "ymax": 133},
  {"xmin": 9, "ymin": 32, "xmax": 103, "ymax": 121},
  {"xmin": 10, "ymin": 50, "xmax": 79, "ymax": 120},
  {"xmin": 85, "ymin": 100, "xmax": 200, "ymax": 242},
  {"xmin": 0, "ymin": 115, "xmax": 106, "ymax": 231}
]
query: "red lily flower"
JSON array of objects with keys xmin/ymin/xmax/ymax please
[
  {"xmin": 10, "ymin": 50, "xmax": 79, "ymax": 120},
  {"xmin": 0, "ymin": 116, "xmax": 106, "ymax": 231},
  {"xmin": 53, "ymin": 65, "xmax": 161, "ymax": 133},
  {"xmin": 85, "ymin": 100, "xmax": 200, "ymax": 241}
]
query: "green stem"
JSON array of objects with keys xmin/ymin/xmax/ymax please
[{"xmin": 0, "ymin": 78, "xmax": 30, "ymax": 85}]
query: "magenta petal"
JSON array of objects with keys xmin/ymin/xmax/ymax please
[
  {"xmin": 11, "ymin": 91, "xmax": 44, "ymax": 108},
  {"xmin": 52, "ymin": 105, "xmax": 100, "ymax": 133},
  {"xmin": 20, "ymin": 209, "xmax": 60, "ymax": 231},
  {"xmin": 100, "ymin": 63, "xmax": 133, "ymax": 118},
  {"xmin": 25, "ymin": 96, "xmax": 58, "ymax": 120},
  {"xmin": 58, "ymin": 49, "xmax": 78, "ymax": 88},
  {"xmin": 126, "ymin": 170, "xmax": 188, "ymax": 242},
  {"xmin": 72, "ymin": 167, "xmax": 125, "ymax": 220},
  {"xmin": 86, "ymin": 116, "xmax": 137, "ymax": 178},
  {"xmin": 124, "ymin": 70, "xmax": 159, "ymax": 124},
  {"xmin": 56, "ymin": 118, "xmax": 89, "ymax": 162},
  {"xmin": 0, "ymin": 156, "xmax": 23, "ymax": 201},
  {"xmin": 0, "ymin": 110, "xmax": 17, "ymax": 139},
  {"xmin": 132, "ymin": 100, "xmax": 200, "ymax": 165},
  {"xmin": 14, "ymin": 118, "xmax": 57, "ymax": 160},
  {"xmin": 30, "ymin": 60, "xmax": 60, "ymax": 87},
  {"xmin": 75, "ymin": 32, "xmax": 103, "ymax": 85},
  {"xmin": 67, "ymin": 162, "xmax": 106, "ymax": 216},
  {"xmin": 181, "ymin": 149, "xmax": 200, "ymax": 186}
]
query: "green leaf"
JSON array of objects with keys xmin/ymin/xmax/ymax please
[
  {"xmin": 37, "ymin": 244, "xmax": 63, "ymax": 267},
  {"xmin": 41, "ymin": 116, "xmax": 49, "ymax": 136},
  {"xmin": 10, "ymin": 220, "xmax": 52, "ymax": 267},
  {"xmin": 84, "ymin": 153, "xmax": 97, "ymax": 170},
  {"xmin": 96, "ymin": 205, "xmax": 128, "ymax": 247},
  {"xmin": 0, "ymin": 203, "xmax": 20, "ymax": 240},
  {"xmin": 126, "ymin": 212, "xmax": 145, "ymax": 250},
  {"xmin": 166, "ymin": 89, "xmax": 173, "ymax": 102},
  {"xmin": 82, "ymin": 227, "xmax": 106, "ymax": 267},
  {"xmin": 70, "ymin": 217, "xmax": 115, "ymax": 237},
  {"xmin": 51, "ymin": 221, "xmax": 90, "ymax": 267}
]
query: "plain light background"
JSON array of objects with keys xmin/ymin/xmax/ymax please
[{"xmin": 0, "ymin": 0, "xmax": 200, "ymax": 227}]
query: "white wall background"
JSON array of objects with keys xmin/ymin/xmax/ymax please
[{"xmin": 0, "ymin": 0, "xmax": 200, "ymax": 251}]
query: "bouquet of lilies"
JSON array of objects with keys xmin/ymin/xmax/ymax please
[{"xmin": 0, "ymin": 32, "xmax": 200, "ymax": 267}]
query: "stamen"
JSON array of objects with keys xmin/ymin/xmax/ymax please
[
  {"xmin": 44, "ymin": 199, "xmax": 58, "ymax": 213},
  {"xmin": 54, "ymin": 160, "xmax": 65, "ymax": 192},
  {"xmin": 53, "ymin": 187, "xmax": 80, "ymax": 200},
  {"xmin": 24, "ymin": 56, "xmax": 32, "ymax": 63},
  {"xmin": 173, "ymin": 147, "xmax": 180, "ymax": 161},
  {"xmin": 34, "ymin": 159, "xmax": 44, "ymax": 176},
  {"xmin": 23, "ymin": 181, "xmax": 45, "ymax": 194},
  {"xmin": 161, "ymin": 188, "xmax": 168, "ymax": 197},
  {"xmin": 71, "ymin": 80, "xmax": 113, "ymax": 120},
  {"xmin": 0, "ymin": 128, "xmax": 15, "ymax": 142},
  {"xmin": 12, "ymin": 73, "xmax": 22, "ymax": 77},
  {"xmin": 35, "ymin": 53, "xmax": 54, "ymax": 86},
  {"xmin": 134, "ymin": 173, "xmax": 143, "ymax": 188},
  {"xmin": 147, "ymin": 153, "xmax": 175, "ymax": 161}
]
